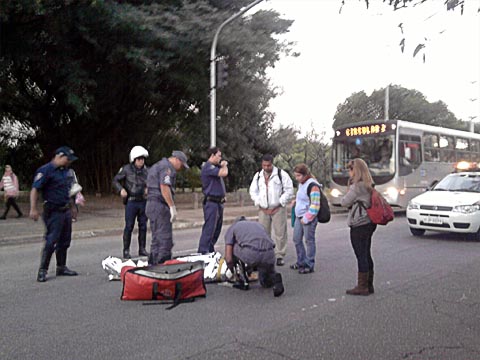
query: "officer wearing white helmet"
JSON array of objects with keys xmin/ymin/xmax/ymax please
[{"xmin": 112, "ymin": 146, "xmax": 149, "ymax": 259}]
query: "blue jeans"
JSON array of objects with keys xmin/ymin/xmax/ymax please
[{"xmin": 292, "ymin": 216, "xmax": 318, "ymax": 269}]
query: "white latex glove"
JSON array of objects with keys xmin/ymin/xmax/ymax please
[{"xmin": 169, "ymin": 206, "xmax": 177, "ymax": 223}]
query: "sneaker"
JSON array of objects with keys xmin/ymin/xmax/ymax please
[
  {"xmin": 298, "ymin": 267, "xmax": 314, "ymax": 274},
  {"xmin": 276, "ymin": 258, "xmax": 285, "ymax": 266},
  {"xmin": 290, "ymin": 263, "xmax": 301, "ymax": 270}
]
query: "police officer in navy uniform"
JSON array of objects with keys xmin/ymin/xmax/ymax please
[
  {"xmin": 146, "ymin": 150, "xmax": 189, "ymax": 265},
  {"xmin": 197, "ymin": 147, "xmax": 228, "ymax": 254},
  {"xmin": 30, "ymin": 146, "xmax": 79, "ymax": 283},
  {"xmin": 112, "ymin": 146, "xmax": 149, "ymax": 259}
]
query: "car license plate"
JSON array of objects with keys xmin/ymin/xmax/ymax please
[{"xmin": 423, "ymin": 216, "xmax": 443, "ymax": 225}]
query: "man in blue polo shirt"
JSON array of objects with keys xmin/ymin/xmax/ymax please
[
  {"xmin": 197, "ymin": 147, "xmax": 228, "ymax": 254},
  {"xmin": 30, "ymin": 146, "xmax": 79, "ymax": 282}
]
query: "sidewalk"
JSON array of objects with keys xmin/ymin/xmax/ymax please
[{"xmin": 0, "ymin": 196, "xmax": 260, "ymax": 246}]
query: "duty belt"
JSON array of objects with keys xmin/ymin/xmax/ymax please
[
  {"xmin": 238, "ymin": 243, "xmax": 274, "ymax": 252},
  {"xmin": 204, "ymin": 195, "xmax": 225, "ymax": 204},
  {"xmin": 128, "ymin": 196, "xmax": 146, "ymax": 201},
  {"xmin": 43, "ymin": 202, "xmax": 70, "ymax": 212}
]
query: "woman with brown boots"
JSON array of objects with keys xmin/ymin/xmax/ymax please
[{"xmin": 341, "ymin": 159, "xmax": 377, "ymax": 296}]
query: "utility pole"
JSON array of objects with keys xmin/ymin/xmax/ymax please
[{"xmin": 209, "ymin": 0, "xmax": 265, "ymax": 147}]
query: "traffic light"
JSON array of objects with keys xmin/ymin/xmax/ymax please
[{"xmin": 216, "ymin": 59, "xmax": 228, "ymax": 89}]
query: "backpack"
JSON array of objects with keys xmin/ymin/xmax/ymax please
[
  {"xmin": 366, "ymin": 189, "xmax": 394, "ymax": 225},
  {"xmin": 306, "ymin": 182, "xmax": 331, "ymax": 223}
]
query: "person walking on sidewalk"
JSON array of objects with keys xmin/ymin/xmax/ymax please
[
  {"xmin": 198, "ymin": 147, "xmax": 228, "ymax": 254},
  {"xmin": 249, "ymin": 154, "xmax": 293, "ymax": 266},
  {"xmin": 340, "ymin": 158, "xmax": 377, "ymax": 296},
  {"xmin": 30, "ymin": 146, "xmax": 79, "ymax": 282},
  {"xmin": 0, "ymin": 165, "xmax": 23, "ymax": 219},
  {"xmin": 112, "ymin": 146, "xmax": 149, "ymax": 259},
  {"xmin": 146, "ymin": 151, "xmax": 189, "ymax": 265},
  {"xmin": 291, "ymin": 164, "xmax": 320, "ymax": 274},
  {"xmin": 224, "ymin": 216, "xmax": 285, "ymax": 297}
]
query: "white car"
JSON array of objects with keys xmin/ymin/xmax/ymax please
[{"xmin": 406, "ymin": 170, "xmax": 480, "ymax": 241}]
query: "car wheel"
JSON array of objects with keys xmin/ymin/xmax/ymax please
[
  {"xmin": 410, "ymin": 228, "xmax": 425, "ymax": 236},
  {"xmin": 467, "ymin": 229, "xmax": 480, "ymax": 242}
]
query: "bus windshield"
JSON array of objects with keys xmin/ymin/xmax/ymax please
[{"xmin": 332, "ymin": 135, "xmax": 395, "ymax": 184}]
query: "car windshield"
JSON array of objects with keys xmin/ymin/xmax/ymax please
[{"xmin": 434, "ymin": 173, "xmax": 480, "ymax": 193}]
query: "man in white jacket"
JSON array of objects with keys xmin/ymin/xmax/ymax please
[{"xmin": 249, "ymin": 154, "xmax": 294, "ymax": 266}]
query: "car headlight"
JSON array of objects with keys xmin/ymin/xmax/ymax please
[
  {"xmin": 330, "ymin": 188, "xmax": 343, "ymax": 198},
  {"xmin": 407, "ymin": 202, "xmax": 420, "ymax": 210},
  {"xmin": 452, "ymin": 205, "xmax": 480, "ymax": 214}
]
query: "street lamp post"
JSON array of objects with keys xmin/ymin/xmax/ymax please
[{"xmin": 209, "ymin": 0, "xmax": 265, "ymax": 147}]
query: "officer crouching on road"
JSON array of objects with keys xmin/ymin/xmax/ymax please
[
  {"xmin": 112, "ymin": 146, "xmax": 149, "ymax": 259},
  {"xmin": 224, "ymin": 216, "xmax": 285, "ymax": 297},
  {"xmin": 30, "ymin": 146, "xmax": 79, "ymax": 283}
]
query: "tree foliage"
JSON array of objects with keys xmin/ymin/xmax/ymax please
[
  {"xmin": 332, "ymin": 85, "xmax": 468, "ymax": 131},
  {"xmin": 0, "ymin": 0, "xmax": 294, "ymax": 192}
]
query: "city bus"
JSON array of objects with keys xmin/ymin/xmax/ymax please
[{"xmin": 328, "ymin": 119, "xmax": 480, "ymax": 209}]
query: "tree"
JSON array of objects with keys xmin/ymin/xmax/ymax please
[
  {"xmin": 333, "ymin": 85, "xmax": 463, "ymax": 130},
  {"xmin": 0, "ymin": 0, "xmax": 295, "ymax": 192}
]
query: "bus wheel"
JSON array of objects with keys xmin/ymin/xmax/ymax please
[{"xmin": 410, "ymin": 228, "xmax": 425, "ymax": 237}]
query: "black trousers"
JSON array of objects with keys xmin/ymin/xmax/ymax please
[
  {"xmin": 350, "ymin": 223, "xmax": 377, "ymax": 273},
  {"xmin": 3, "ymin": 197, "xmax": 22, "ymax": 217}
]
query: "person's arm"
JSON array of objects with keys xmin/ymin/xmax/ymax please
[
  {"xmin": 340, "ymin": 184, "xmax": 358, "ymax": 208},
  {"xmin": 248, "ymin": 173, "xmax": 260, "ymax": 206},
  {"xmin": 225, "ymin": 244, "xmax": 234, "ymax": 271},
  {"xmin": 12, "ymin": 174, "xmax": 19, "ymax": 195},
  {"xmin": 218, "ymin": 160, "xmax": 228, "ymax": 177},
  {"xmin": 279, "ymin": 172, "xmax": 294, "ymax": 207},
  {"xmin": 112, "ymin": 167, "xmax": 128, "ymax": 197},
  {"xmin": 160, "ymin": 184, "xmax": 177, "ymax": 222},
  {"xmin": 302, "ymin": 185, "xmax": 320, "ymax": 224},
  {"xmin": 29, "ymin": 188, "xmax": 40, "ymax": 221}
]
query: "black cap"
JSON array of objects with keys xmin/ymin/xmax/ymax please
[{"xmin": 55, "ymin": 146, "xmax": 78, "ymax": 162}]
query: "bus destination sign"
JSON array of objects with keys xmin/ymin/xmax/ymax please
[{"xmin": 337, "ymin": 123, "xmax": 392, "ymax": 137}]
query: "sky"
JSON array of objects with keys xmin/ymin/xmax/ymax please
[{"xmin": 256, "ymin": 0, "xmax": 480, "ymax": 137}]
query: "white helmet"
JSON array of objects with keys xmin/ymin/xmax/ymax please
[{"xmin": 129, "ymin": 146, "xmax": 149, "ymax": 163}]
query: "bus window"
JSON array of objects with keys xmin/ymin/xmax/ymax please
[
  {"xmin": 423, "ymin": 133, "xmax": 440, "ymax": 162},
  {"xmin": 470, "ymin": 140, "xmax": 480, "ymax": 162},
  {"xmin": 439, "ymin": 135, "xmax": 455, "ymax": 163},
  {"xmin": 399, "ymin": 137, "xmax": 422, "ymax": 175}
]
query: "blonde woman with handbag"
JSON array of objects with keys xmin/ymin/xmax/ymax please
[{"xmin": 0, "ymin": 165, "xmax": 23, "ymax": 219}]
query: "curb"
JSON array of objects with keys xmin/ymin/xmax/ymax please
[{"xmin": 0, "ymin": 215, "xmax": 259, "ymax": 247}]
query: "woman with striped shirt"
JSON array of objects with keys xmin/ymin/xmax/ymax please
[{"xmin": 0, "ymin": 165, "xmax": 22, "ymax": 219}]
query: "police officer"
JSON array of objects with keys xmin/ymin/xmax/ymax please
[
  {"xmin": 146, "ymin": 150, "xmax": 189, "ymax": 265},
  {"xmin": 30, "ymin": 146, "xmax": 79, "ymax": 283},
  {"xmin": 224, "ymin": 216, "xmax": 284, "ymax": 297},
  {"xmin": 197, "ymin": 147, "xmax": 228, "ymax": 254},
  {"xmin": 112, "ymin": 146, "xmax": 149, "ymax": 259}
]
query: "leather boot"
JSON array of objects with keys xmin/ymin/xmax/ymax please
[
  {"xmin": 272, "ymin": 273, "xmax": 285, "ymax": 297},
  {"xmin": 346, "ymin": 272, "xmax": 370, "ymax": 296},
  {"xmin": 368, "ymin": 270, "xmax": 374, "ymax": 294},
  {"xmin": 138, "ymin": 230, "xmax": 149, "ymax": 257},
  {"xmin": 123, "ymin": 231, "xmax": 132, "ymax": 259},
  {"xmin": 56, "ymin": 249, "xmax": 78, "ymax": 276},
  {"xmin": 37, "ymin": 246, "xmax": 54, "ymax": 282}
]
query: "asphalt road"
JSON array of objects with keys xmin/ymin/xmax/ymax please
[{"xmin": 1, "ymin": 213, "xmax": 479, "ymax": 360}]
